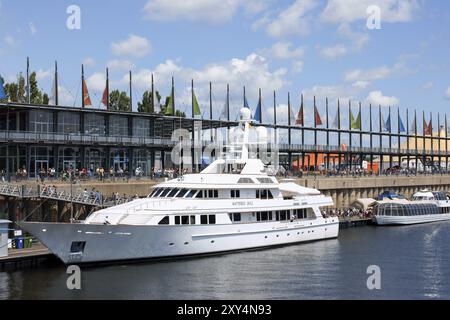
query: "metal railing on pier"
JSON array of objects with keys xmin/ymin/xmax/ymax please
[{"xmin": 0, "ymin": 184, "xmax": 37, "ymax": 198}]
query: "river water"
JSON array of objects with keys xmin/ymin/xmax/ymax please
[{"xmin": 1, "ymin": 223, "xmax": 450, "ymax": 300}]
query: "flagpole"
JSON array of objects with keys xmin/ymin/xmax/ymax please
[
  {"xmin": 81, "ymin": 64, "xmax": 85, "ymax": 108},
  {"xmin": 423, "ymin": 110, "xmax": 426, "ymax": 170},
  {"xmin": 415, "ymin": 109, "xmax": 418, "ymax": 173},
  {"xmin": 209, "ymin": 81, "xmax": 213, "ymax": 142},
  {"xmin": 191, "ymin": 79, "xmax": 194, "ymax": 118},
  {"xmin": 172, "ymin": 76, "xmax": 175, "ymax": 116},
  {"xmin": 398, "ymin": 107, "xmax": 401, "ymax": 162},
  {"xmin": 445, "ymin": 113, "xmax": 448, "ymax": 170},
  {"xmin": 55, "ymin": 61, "xmax": 59, "ymax": 106},
  {"xmin": 430, "ymin": 111, "xmax": 433, "ymax": 158},
  {"xmin": 359, "ymin": 102, "xmax": 362, "ymax": 149},
  {"xmin": 379, "ymin": 105, "xmax": 382, "ymax": 173},
  {"xmin": 288, "ymin": 92, "xmax": 291, "ymax": 144},
  {"xmin": 369, "ymin": 104, "xmax": 373, "ymax": 173},
  {"xmin": 438, "ymin": 112, "xmax": 441, "ymax": 168},
  {"xmin": 274, "ymin": 90, "xmax": 277, "ymax": 147},
  {"xmin": 337, "ymin": 99, "xmax": 341, "ymax": 171},
  {"xmin": 129, "ymin": 71, "xmax": 133, "ymax": 111},
  {"xmin": 151, "ymin": 74, "xmax": 154, "ymax": 113},
  {"xmin": 227, "ymin": 84, "xmax": 230, "ymax": 121},
  {"xmin": 106, "ymin": 68, "xmax": 109, "ymax": 110},
  {"xmin": 406, "ymin": 108, "xmax": 409, "ymax": 170},
  {"xmin": 26, "ymin": 57, "xmax": 30, "ymax": 104},
  {"xmin": 259, "ymin": 88, "xmax": 262, "ymax": 123},
  {"xmin": 326, "ymin": 98, "xmax": 329, "ymax": 171}
]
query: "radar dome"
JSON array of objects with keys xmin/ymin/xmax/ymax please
[{"xmin": 240, "ymin": 107, "xmax": 252, "ymax": 120}]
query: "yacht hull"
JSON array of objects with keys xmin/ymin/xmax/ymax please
[
  {"xmin": 19, "ymin": 219, "xmax": 339, "ymax": 265},
  {"xmin": 372, "ymin": 213, "xmax": 450, "ymax": 225}
]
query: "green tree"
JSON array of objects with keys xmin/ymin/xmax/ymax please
[
  {"xmin": 29, "ymin": 72, "xmax": 43, "ymax": 104},
  {"xmin": 109, "ymin": 90, "xmax": 131, "ymax": 111},
  {"xmin": 137, "ymin": 90, "xmax": 161, "ymax": 113},
  {"xmin": 42, "ymin": 93, "xmax": 49, "ymax": 105},
  {"xmin": 17, "ymin": 73, "xmax": 26, "ymax": 103}
]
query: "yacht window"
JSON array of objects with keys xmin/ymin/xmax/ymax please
[
  {"xmin": 214, "ymin": 190, "xmax": 218, "ymax": 198},
  {"xmin": 190, "ymin": 215, "xmax": 196, "ymax": 225},
  {"xmin": 231, "ymin": 190, "xmax": 240, "ymax": 198},
  {"xmin": 168, "ymin": 188, "xmax": 179, "ymax": 197},
  {"xmin": 268, "ymin": 190, "xmax": 273, "ymax": 199},
  {"xmin": 158, "ymin": 216, "xmax": 170, "ymax": 225},
  {"xmin": 176, "ymin": 189, "xmax": 188, "ymax": 198},
  {"xmin": 233, "ymin": 213, "xmax": 241, "ymax": 222},
  {"xmin": 185, "ymin": 190, "xmax": 197, "ymax": 198},
  {"xmin": 276, "ymin": 211, "xmax": 280, "ymax": 221},
  {"xmin": 160, "ymin": 188, "xmax": 171, "ymax": 197},
  {"xmin": 156, "ymin": 188, "xmax": 165, "ymax": 197},
  {"xmin": 196, "ymin": 190, "xmax": 203, "ymax": 198},
  {"xmin": 268, "ymin": 212, "xmax": 273, "ymax": 220},
  {"xmin": 256, "ymin": 190, "xmax": 260, "ymax": 198},
  {"xmin": 238, "ymin": 178, "xmax": 254, "ymax": 184},
  {"xmin": 181, "ymin": 216, "xmax": 189, "ymax": 225},
  {"xmin": 256, "ymin": 212, "xmax": 261, "ymax": 221},
  {"xmin": 175, "ymin": 216, "xmax": 181, "ymax": 225},
  {"xmin": 150, "ymin": 188, "xmax": 159, "ymax": 197},
  {"xmin": 280, "ymin": 211, "xmax": 287, "ymax": 221},
  {"xmin": 208, "ymin": 190, "xmax": 213, "ymax": 198},
  {"xmin": 200, "ymin": 215, "xmax": 208, "ymax": 224},
  {"xmin": 257, "ymin": 178, "xmax": 273, "ymax": 184},
  {"xmin": 261, "ymin": 212, "xmax": 268, "ymax": 221},
  {"xmin": 208, "ymin": 215, "xmax": 216, "ymax": 224}
]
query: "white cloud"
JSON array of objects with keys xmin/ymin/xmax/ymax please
[
  {"xmin": 82, "ymin": 58, "xmax": 95, "ymax": 67},
  {"xmin": 422, "ymin": 81, "xmax": 434, "ymax": 90},
  {"xmin": 111, "ymin": 34, "xmax": 151, "ymax": 58},
  {"xmin": 301, "ymin": 85, "xmax": 358, "ymax": 102},
  {"xmin": 35, "ymin": 69, "xmax": 52, "ymax": 81},
  {"xmin": 352, "ymin": 80, "xmax": 370, "ymax": 89},
  {"xmin": 129, "ymin": 53, "xmax": 287, "ymax": 111},
  {"xmin": 446, "ymin": 87, "xmax": 450, "ymax": 100},
  {"xmin": 292, "ymin": 61, "xmax": 304, "ymax": 73},
  {"xmin": 264, "ymin": 41, "xmax": 304, "ymax": 59},
  {"xmin": 143, "ymin": 0, "xmax": 267, "ymax": 24},
  {"xmin": 344, "ymin": 66, "xmax": 392, "ymax": 83},
  {"xmin": 57, "ymin": 86, "xmax": 77, "ymax": 106},
  {"xmin": 107, "ymin": 59, "xmax": 133, "ymax": 71},
  {"xmin": 266, "ymin": 0, "xmax": 317, "ymax": 38},
  {"xmin": 86, "ymin": 73, "xmax": 106, "ymax": 92},
  {"xmin": 337, "ymin": 23, "xmax": 369, "ymax": 50},
  {"xmin": 29, "ymin": 22, "xmax": 37, "ymax": 35},
  {"xmin": 4, "ymin": 35, "xmax": 17, "ymax": 47},
  {"xmin": 320, "ymin": 45, "xmax": 348, "ymax": 60},
  {"xmin": 365, "ymin": 90, "xmax": 399, "ymax": 106},
  {"xmin": 321, "ymin": 0, "xmax": 421, "ymax": 24}
]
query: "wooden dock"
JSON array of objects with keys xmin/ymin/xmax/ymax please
[{"xmin": 0, "ymin": 243, "xmax": 57, "ymax": 269}]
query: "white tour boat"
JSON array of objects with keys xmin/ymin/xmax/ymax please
[
  {"xmin": 372, "ymin": 190, "xmax": 450, "ymax": 225},
  {"xmin": 19, "ymin": 108, "xmax": 339, "ymax": 264}
]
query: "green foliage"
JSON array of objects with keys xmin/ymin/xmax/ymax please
[
  {"xmin": 0, "ymin": 72, "xmax": 50, "ymax": 104},
  {"xmin": 42, "ymin": 93, "xmax": 49, "ymax": 105},
  {"xmin": 109, "ymin": 90, "xmax": 131, "ymax": 111},
  {"xmin": 137, "ymin": 90, "xmax": 161, "ymax": 113},
  {"xmin": 29, "ymin": 72, "xmax": 43, "ymax": 104}
]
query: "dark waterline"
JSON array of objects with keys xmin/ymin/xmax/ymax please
[{"xmin": 1, "ymin": 223, "xmax": 450, "ymax": 300}]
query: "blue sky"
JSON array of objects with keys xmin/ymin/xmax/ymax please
[{"xmin": 0, "ymin": 0, "xmax": 449, "ymax": 129}]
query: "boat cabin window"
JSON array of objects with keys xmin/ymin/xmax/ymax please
[
  {"xmin": 174, "ymin": 215, "xmax": 196, "ymax": 225},
  {"xmin": 200, "ymin": 214, "xmax": 216, "ymax": 224},
  {"xmin": 160, "ymin": 188, "xmax": 171, "ymax": 197},
  {"xmin": 196, "ymin": 190, "xmax": 219, "ymax": 198},
  {"xmin": 167, "ymin": 188, "xmax": 180, "ymax": 197},
  {"xmin": 238, "ymin": 178, "xmax": 254, "ymax": 184},
  {"xmin": 176, "ymin": 189, "xmax": 188, "ymax": 198},
  {"xmin": 149, "ymin": 188, "xmax": 160, "ymax": 197},
  {"xmin": 155, "ymin": 188, "xmax": 165, "ymax": 197},
  {"xmin": 257, "ymin": 178, "xmax": 273, "ymax": 184},
  {"xmin": 185, "ymin": 189, "xmax": 198, "ymax": 198},
  {"xmin": 231, "ymin": 190, "xmax": 240, "ymax": 198},
  {"xmin": 181, "ymin": 216, "xmax": 189, "ymax": 224},
  {"xmin": 256, "ymin": 189, "xmax": 274, "ymax": 199},
  {"xmin": 158, "ymin": 216, "xmax": 170, "ymax": 225}
]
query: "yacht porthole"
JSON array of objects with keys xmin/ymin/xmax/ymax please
[
  {"xmin": 211, "ymin": 240, "xmax": 215, "ymax": 243},
  {"xmin": 276, "ymin": 235, "xmax": 279, "ymax": 237},
  {"xmin": 264, "ymin": 236, "xmax": 268, "ymax": 239},
  {"xmin": 287, "ymin": 233, "xmax": 290, "ymax": 236},
  {"xmin": 169, "ymin": 243, "xmax": 174, "ymax": 246},
  {"xmin": 184, "ymin": 242, "xmax": 189, "ymax": 245},
  {"xmin": 297, "ymin": 232, "xmax": 300, "ymax": 235}
]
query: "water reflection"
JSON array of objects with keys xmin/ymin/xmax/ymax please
[{"xmin": 3, "ymin": 223, "xmax": 450, "ymax": 300}]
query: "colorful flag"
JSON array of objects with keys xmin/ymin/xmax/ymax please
[
  {"xmin": 399, "ymin": 116, "xmax": 406, "ymax": 133},
  {"xmin": 350, "ymin": 110, "xmax": 361, "ymax": 130},
  {"xmin": 332, "ymin": 108, "xmax": 339, "ymax": 128},
  {"xmin": 82, "ymin": 80, "xmax": 92, "ymax": 106},
  {"xmin": 165, "ymin": 93, "xmax": 174, "ymax": 116},
  {"xmin": 0, "ymin": 75, "xmax": 7, "ymax": 100},
  {"xmin": 314, "ymin": 106, "xmax": 323, "ymax": 126},
  {"xmin": 383, "ymin": 114, "xmax": 391, "ymax": 132},
  {"xmin": 254, "ymin": 96, "xmax": 261, "ymax": 122},
  {"xmin": 193, "ymin": 91, "xmax": 201, "ymax": 117},
  {"xmin": 244, "ymin": 94, "xmax": 250, "ymax": 109},
  {"xmin": 409, "ymin": 115, "xmax": 417, "ymax": 134},
  {"xmin": 295, "ymin": 104, "xmax": 304, "ymax": 126},
  {"xmin": 101, "ymin": 86, "xmax": 108, "ymax": 108},
  {"xmin": 423, "ymin": 119, "xmax": 432, "ymax": 136},
  {"xmin": 153, "ymin": 89, "xmax": 160, "ymax": 113}
]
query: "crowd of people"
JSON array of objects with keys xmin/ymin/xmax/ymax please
[{"xmin": 322, "ymin": 208, "xmax": 372, "ymax": 220}]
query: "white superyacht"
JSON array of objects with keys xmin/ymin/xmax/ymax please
[{"xmin": 20, "ymin": 108, "xmax": 339, "ymax": 264}]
